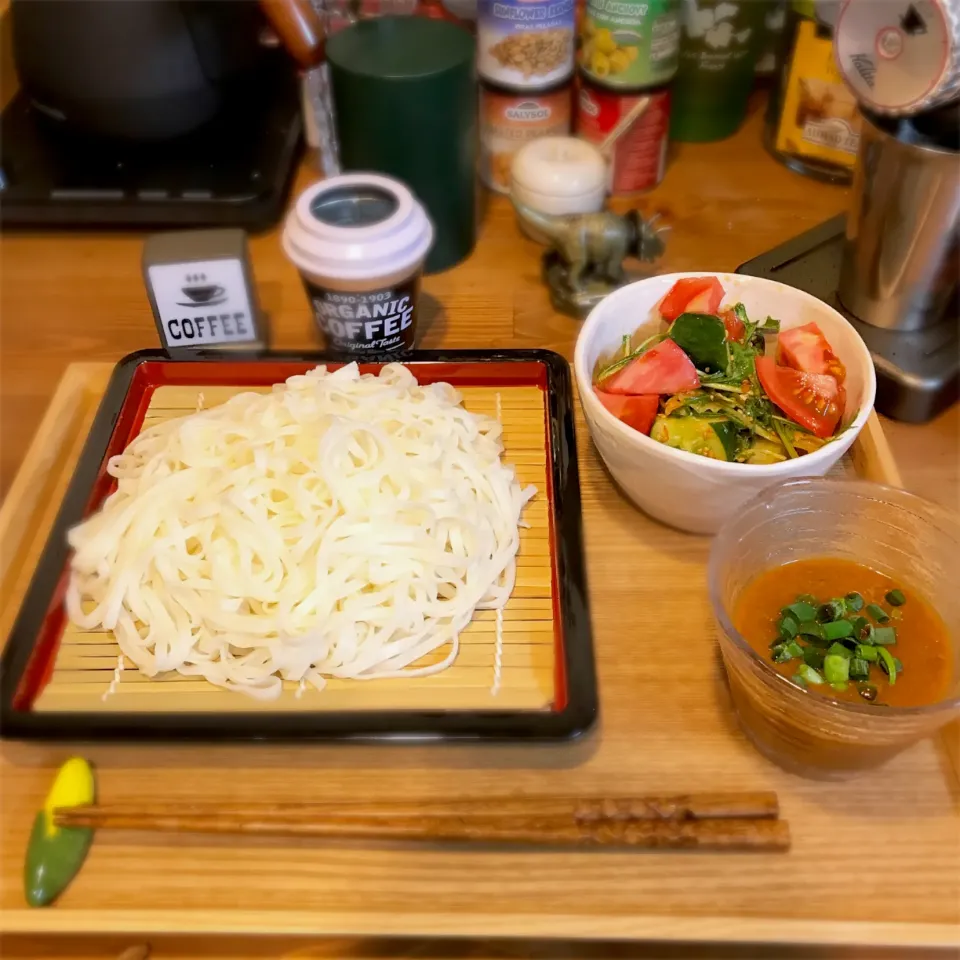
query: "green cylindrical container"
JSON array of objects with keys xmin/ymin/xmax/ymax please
[
  {"xmin": 327, "ymin": 17, "xmax": 477, "ymax": 275},
  {"xmin": 669, "ymin": 0, "xmax": 766, "ymax": 142},
  {"xmin": 580, "ymin": 0, "xmax": 681, "ymax": 89}
]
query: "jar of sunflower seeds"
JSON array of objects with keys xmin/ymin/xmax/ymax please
[{"xmin": 478, "ymin": 0, "xmax": 576, "ymax": 90}]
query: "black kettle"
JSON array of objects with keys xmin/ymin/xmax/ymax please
[{"xmin": 11, "ymin": 0, "xmax": 267, "ymax": 141}]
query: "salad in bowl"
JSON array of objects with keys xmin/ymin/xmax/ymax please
[
  {"xmin": 592, "ymin": 276, "xmax": 851, "ymax": 465},
  {"xmin": 574, "ymin": 273, "xmax": 876, "ymax": 533}
]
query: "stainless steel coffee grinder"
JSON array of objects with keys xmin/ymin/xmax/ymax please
[
  {"xmin": 835, "ymin": 101, "xmax": 959, "ymax": 422},
  {"xmin": 740, "ymin": 0, "xmax": 959, "ymax": 422}
]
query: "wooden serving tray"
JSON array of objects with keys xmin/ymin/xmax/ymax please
[{"xmin": 1, "ymin": 362, "xmax": 958, "ymax": 948}]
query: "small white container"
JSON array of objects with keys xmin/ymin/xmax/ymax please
[
  {"xmin": 574, "ymin": 273, "xmax": 877, "ymax": 535},
  {"xmin": 510, "ymin": 136, "xmax": 606, "ymax": 244}
]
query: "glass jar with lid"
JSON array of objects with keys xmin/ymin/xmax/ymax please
[{"xmin": 764, "ymin": 0, "xmax": 861, "ymax": 183}]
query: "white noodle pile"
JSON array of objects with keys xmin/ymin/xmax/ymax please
[{"xmin": 65, "ymin": 363, "xmax": 536, "ymax": 700}]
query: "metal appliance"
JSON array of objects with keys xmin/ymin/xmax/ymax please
[
  {"xmin": 741, "ymin": 0, "xmax": 959, "ymax": 424},
  {"xmin": 0, "ymin": 0, "xmax": 303, "ymax": 230}
]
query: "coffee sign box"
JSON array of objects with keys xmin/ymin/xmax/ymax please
[{"xmin": 143, "ymin": 229, "xmax": 267, "ymax": 353}]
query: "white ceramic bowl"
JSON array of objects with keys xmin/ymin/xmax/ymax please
[{"xmin": 574, "ymin": 272, "xmax": 877, "ymax": 534}]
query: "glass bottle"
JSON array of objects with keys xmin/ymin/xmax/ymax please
[{"xmin": 764, "ymin": 0, "xmax": 861, "ymax": 183}]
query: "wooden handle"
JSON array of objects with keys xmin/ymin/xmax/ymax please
[
  {"xmin": 599, "ymin": 97, "xmax": 651, "ymax": 154},
  {"xmin": 54, "ymin": 810, "xmax": 789, "ymax": 850},
  {"xmin": 259, "ymin": 0, "xmax": 326, "ymax": 68}
]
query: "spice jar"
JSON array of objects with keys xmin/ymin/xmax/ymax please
[
  {"xmin": 509, "ymin": 136, "xmax": 606, "ymax": 243},
  {"xmin": 282, "ymin": 174, "xmax": 434, "ymax": 355}
]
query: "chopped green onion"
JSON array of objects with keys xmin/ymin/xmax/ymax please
[
  {"xmin": 851, "ymin": 616, "xmax": 870, "ymax": 638},
  {"xmin": 849, "ymin": 657, "xmax": 871, "ymax": 680},
  {"xmin": 791, "ymin": 673, "xmax": 807, "ymax": 688},
  {"xmin": 823, "ymin": 653, "xmax": 850, "ymax": 684},
  {"xmin": 817, "ymin": 600, "xmax": 845, "ymax": 622},
  {"xmin": 859, "ymin": 623, "xmax": 875, "ymax": 643},
  {"xmin": 894, "ymin": 657, "xmax": 904, "ymax": 673},
  {"xmin": 797, "ymin": 621, "xmax": 824, "ymax": 639},
  {"xmin": 773, "ymin": 640, "xmax": 803, "ymax": 663},
  {"xmin": 877, "ymin": 647, "xmax": 897, "ymax": 684},
  {"xmin": 772, "ymin": 641, "xmax": 803, "ymax": 663},
  {"xmin": 778, "ymin": 617, "xmax": 799, "ymax": 639},
  {"xmin": 796, "ymin": 664, "xmax": 825, "ymax": 685},
  {"xmin": 784, "ymin": 601, "xmax": 817, "ymax": 623},
  {"xmin": 830, "ymin": 682, "xmax": 849, "ymax": 693},
  {"xmin": 844, "ymin": 592, "xmax": 865, "ymax": 612},
  {"xmin": 803, "ymin": 646, "xmax": 825, "ymax": 669},
  {"xmin": 871, "ymin": 626, "xmax": 897, "ymax": 646},
  {"xmin": 828, "ymin": 642, "xmax": 853, "ymax": 659},
  {"xmin": 867, "ymin": 603, "xmax": 890, "ymax": 623},
  {"xmin": 885, "ymin": 589, "xmax": 906, "ymax": 607},
  {"xmin": 857, "ymin": 682, "xmax": 878, "ymax": 702},
  {"xmin": 855, "ymin": 644, "xmax": 879, "ymax": 662},
  {"xmin": 822, "ymin": 619, "xmax": 854, "ymax": 641}
]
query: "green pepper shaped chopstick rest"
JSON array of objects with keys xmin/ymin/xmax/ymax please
[{"xmin": 24, "ymin": 757, "xmax": 95, "ymax": 906}]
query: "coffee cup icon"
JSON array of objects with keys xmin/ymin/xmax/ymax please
[{"xmin": 180, "ymin": 283, "xmax": 226, "ymax": 305}]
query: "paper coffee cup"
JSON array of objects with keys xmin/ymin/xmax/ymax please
[{"xmin": 282, "ymin": 174, "xmax": 434, "ymax": 355}]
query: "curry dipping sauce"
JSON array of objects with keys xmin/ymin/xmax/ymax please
[{"xmin": 734, "ymin": 558, "xmax": 953, "ymax": 708}]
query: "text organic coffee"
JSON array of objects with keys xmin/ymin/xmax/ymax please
[
  {"xmin": 306, "ymin": 278, "xmax": 420, "ymax": 354},
  {"xmin": 282, "ymin": 174, "xmax": 434, "ymax": 355}
]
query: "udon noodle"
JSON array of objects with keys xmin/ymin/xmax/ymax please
[{"xmin": 65, "ymin": 363, "xmax": 536, "ymax": 699}]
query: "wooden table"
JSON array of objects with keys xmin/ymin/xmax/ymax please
[
  {"xmin": 2, "ymin": 97, "xmax": 959, "ymax": 960},
  {"xmin": 1, "ymin": 99, "xmax": 958, "ymax": 509}
]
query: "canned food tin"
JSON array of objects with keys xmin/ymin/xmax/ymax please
[
  {"xmin": 478, "ymin": 0, "xmax": 577, "ymax": 89},
  {"xmin": 480, "ymin": 82, "xmax": 573, "ymax": 191},
  {"xmin": 576, "ymin": 78, "xmax": 670, "ymax": 194},
  {"xmin": 580, "ymin": 0, "xmax": 681, "ymax": 88}
]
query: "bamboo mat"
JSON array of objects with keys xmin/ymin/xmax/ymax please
[{"xmin": 32, "ymin": 383, "xmax": 557, "ymax": 714}]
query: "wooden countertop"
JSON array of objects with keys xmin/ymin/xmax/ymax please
[
  {"xmin": 1, "ymin": 93, "xmax": 959, "ymax": 960},
  {"xmin": 1, "ymin": 98, "xmax": 957, "ymax": 510}
]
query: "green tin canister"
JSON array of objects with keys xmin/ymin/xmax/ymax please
[{"xmin": 327, "ymin": 17, "xmax": 477, "ymax": 275}]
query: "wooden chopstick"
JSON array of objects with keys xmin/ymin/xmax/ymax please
[
  {"xmin": 54, "ymin": 793, "xmax": 789, "ymax": 851},
  {"xmin": 54, "ymin": 809, "xmax": 789, "ymax": 850},
  {"xmin": 54, "ymin": 792, "xmax": 779, "ymax": 824}
]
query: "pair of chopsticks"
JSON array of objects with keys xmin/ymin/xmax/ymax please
[{"xmin": 54, "ymin": 792, "xmax": 790, "ymax": 851}]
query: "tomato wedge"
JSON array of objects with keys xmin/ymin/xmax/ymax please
[
  {"xmin": 756, "ymin": 356, "xmax": 843, "ymax": 439},
  {"xmin": 778, "ymin": 322, "xmax": 846, "ymax": 382},
  {"xmin": 600, "ymin": 340, "xmax": 701, "ymax": 396},
  {"xmin": 659, "ymin": 277, "xmax": 724, "ymax": 322},
  {"xmin": 719, "ymin": 308, "xmax": 745, "ymax": 343},
  {"xmin": 593, "ymin": 389, "xmax": 659, "ymax": 436}
]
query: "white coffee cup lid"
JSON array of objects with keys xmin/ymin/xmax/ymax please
[{"xmin": 282, "ymin": 173, "xmax": 434, "ymax": 282}]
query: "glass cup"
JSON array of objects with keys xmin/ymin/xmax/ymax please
[{"xmin": 709, "ymin": 477, "xmax": 960, "ymax": 780}]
